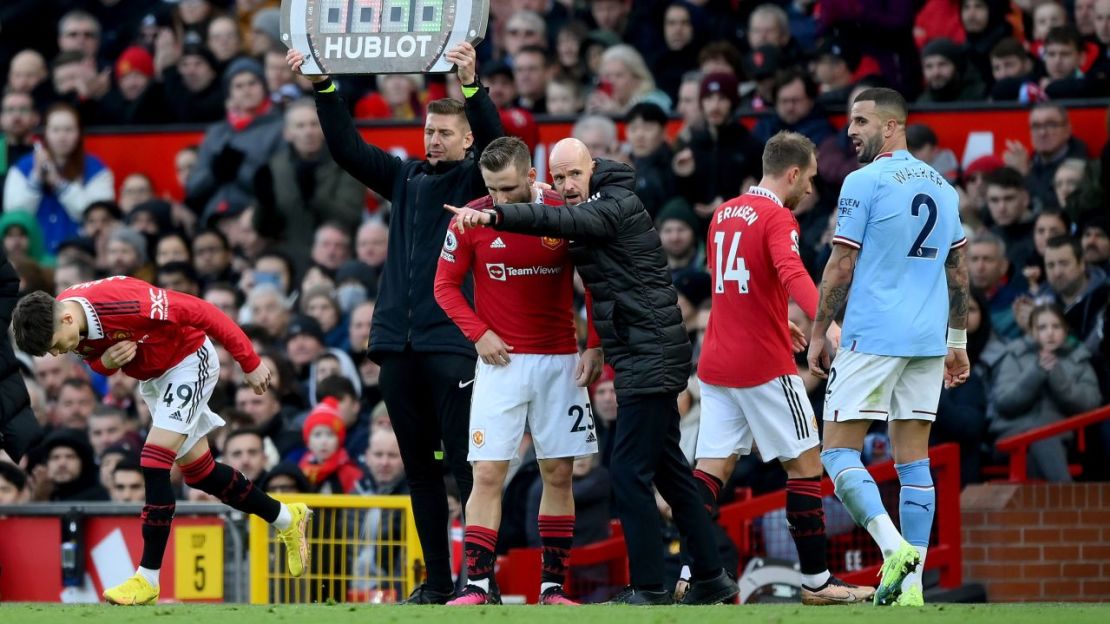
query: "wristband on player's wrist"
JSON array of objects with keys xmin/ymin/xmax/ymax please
[
  {"xmin": 483, "ymin": 208, "xmax": 500, "ymax": 225},
  {"xmin": 461, "ymin": 77, "xmax": 482, "ymax": 98},
  {"xmin": 947, "ymin": 327, "xmax": 967, "ymax": 349}
]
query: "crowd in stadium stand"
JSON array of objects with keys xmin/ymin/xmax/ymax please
[{"xmin": 2, "ymin": 0, "xmax": 1110, "ymax": 563}]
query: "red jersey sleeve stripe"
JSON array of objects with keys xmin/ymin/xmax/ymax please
[
  {"xmin": 951, "ymin": 237, "xmax": 968, "ymax": 249},
  {"xmin": 832, "ymin": 235, "xmax": 862, "ymax": 249}
]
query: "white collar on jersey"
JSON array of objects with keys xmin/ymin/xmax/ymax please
[
  {"xmin": 746, "ymin": 185, "xmax": 784, "ymax": 207},
  {"xmin": 61, "ymin": 297, "xmax": 104, "ymax": 340}
]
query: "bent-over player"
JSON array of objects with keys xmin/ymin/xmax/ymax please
[{"xmin": 12, "ymin": 277, "xmax": 310, "ymax": 605}]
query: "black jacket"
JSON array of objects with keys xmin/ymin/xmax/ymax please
[
  {"xmin": 0, "ymin": 247, "xmax": 40, "ymax": 462},
  {"xmin": 674, "ymin": 121, "xmax": 764, "ymax": 228},
  {"xmin": 39, "ymin": 428, "xmax": 109, "ymax": 502},
  {"xmin": 314, "ymin": 80, "xmax": 503, "ymax": 361},
  {"xmin": 494, "ymin": 159, "xmax": 691, "ymax": 397}
]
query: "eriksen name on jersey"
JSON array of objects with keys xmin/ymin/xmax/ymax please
[{"xmin": 717, "ymin": 203, "xmax": 760, "ymax": 226}]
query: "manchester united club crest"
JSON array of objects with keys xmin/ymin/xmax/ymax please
[
  {"xmin": 471, "ymin": 429, "xmax": 485, "ymax": 448},
  {"xmin": 541, "ymin": 237, "xmax": 563, "ymax": 250},
  {"xmin": 112, "ymin": 330, "xmax": 132, "ymax": 340}
]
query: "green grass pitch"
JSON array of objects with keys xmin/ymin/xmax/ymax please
[{"xmin": 5, "ymin": 603, "xmax": 1110, "ymax": 624}]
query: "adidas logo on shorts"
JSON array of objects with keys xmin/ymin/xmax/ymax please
[
  {"xmin": 490, "ymin": 237, "xmax": 506, "ymax": 249},
  {"xmin": 169, "ymin": 410, "xmax": 183, "ymax": 422},
  {"xmin": 585, "ymin": 431, "xmax": 596, "ymax": 444}
]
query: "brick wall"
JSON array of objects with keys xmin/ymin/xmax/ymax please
[{"xmin": 961, "ymin": 483, "xmax": 1110, "ymax": 601}]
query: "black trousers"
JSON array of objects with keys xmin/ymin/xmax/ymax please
[
  {"xmin": 611, "ymin": 392, "xmax": 722, "ymax": 588},
  {"xmin": 378, "ymin": 349, "xmax": 475, "ymax": 587}
]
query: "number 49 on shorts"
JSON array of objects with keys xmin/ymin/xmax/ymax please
[{"xmin": 162, "ymin": 383, "xmax": 195, "ymax": 408}]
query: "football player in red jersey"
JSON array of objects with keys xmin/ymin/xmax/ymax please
[
  {"xmin": 435, "ymin": 137, "xmax": 602, "ymax": 605},
  {"xmin": 694, "ymin": 132, "xmax": 873, "ymax": 605},
  {"xmin": 12, "ymin": 278, "xmax": 311, "ymax": 605}
]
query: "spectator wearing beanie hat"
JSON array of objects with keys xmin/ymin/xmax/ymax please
[
  {"xmin": 656, "ymin": 198, "xmax": 703, "ymax": 273},
  {"xmin": 626, "ymin": 102, "xmax": 675, "ymax": 219},
  {"xmin": 299, "ymin": 397, "xmax": 365, "ymax": 493},
  {"xmin": 185, "ymin": 56, "xmax": 283, "ymax": 218},
  {"xmin": 96, "ymin": 45, "xmax": 171, "ymax": 125},
  {"xmin": 673, "ymin": 72, "xmax": 763, "ymax": 224},
  {"xmin": 917, "ymin": 37, "xmax": 987, "ymax": 103},
  {"xmin": 249, "ymin": 8, "xmax": 282, "ymax": 56},
  {"xmin": 962, "ymin": 154, "xmax": 1006, "ymax": 223},
  {"xmin": 162, "ymin": 44, "xmax": 226, "ymax": 123}
]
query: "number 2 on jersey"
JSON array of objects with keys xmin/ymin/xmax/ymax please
[
  {"xmin": 713, "ymin": 231, "xmax": 751, "ymax": 294},
  {"xmin": 907, "ymin": 193, "xmax": 939, "ymax": 259}
]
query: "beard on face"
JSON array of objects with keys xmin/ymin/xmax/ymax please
[{"xmin": 857, "ymin": 133, "xmax": 884, "ymax": 164}]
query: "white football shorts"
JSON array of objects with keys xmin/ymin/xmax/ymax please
[
  {"xmin": 823, "ymin": 349, "xmax": 944, "ymax": 423},
  {"xmin": 696, "ymin": 375, "xmax": 820, "ymax": 463},
  {"xmin": 468, "ymin": 353, "xmax": 598, "ymax": 461},
  {"xmin": 138, "ymin": 337, "xmax": 225, "ymax": 459}
]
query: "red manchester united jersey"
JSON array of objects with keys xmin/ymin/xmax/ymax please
[
  {"xmin": 698, "ymin": 187, "xmax": 819, "ymax": 388},
  {"xmin": 434, "ymin": 190, "xmax": 598, "ymax": 354},
  {"xmin": 58, "ymin": 276, "xmax": 260, "ymax": 381}
]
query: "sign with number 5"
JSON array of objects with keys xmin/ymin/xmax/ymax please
[{"xmin": 174, "ymin": 525, "xmax": 224, "ymax": 600}]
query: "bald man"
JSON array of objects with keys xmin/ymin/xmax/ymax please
[
  {"xmin": 7, "ymin": 50, "xmax": 48, "ymax": 94},
  {"xmin": 447, "ymin": 139, "xmax": 737, "ymax": 605}
]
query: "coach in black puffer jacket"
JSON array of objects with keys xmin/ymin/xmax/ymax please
[
  {"xmin": 489, "ymin": 149, "xmax": 731, "ymax": 599},
  {"xmin": 494, "ymin": 159, "xmax": 692, "ymax": 396},
  {"xmin": 0, "ymin": 247, "xmax": 41, "ymax": 462}
]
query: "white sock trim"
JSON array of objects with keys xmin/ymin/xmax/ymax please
[
  {"xmin": 902, "ymin": 546, "xmax": 928, "ymax": 591},
  {"xmin": 272, "ymin": 503, "xmax": 292, "ymax": 530},
  {"xmin": 866, "ymin": 514, "xmax": 904, "ymax": 557},
  {"xmin": 802, "ymin": 570, "xmax": 831, "ymax": 590},
  {"xmin": 136, "ymin": 566, "xmax": 160, "ymax": 588}
]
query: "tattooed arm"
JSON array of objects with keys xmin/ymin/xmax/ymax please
[
  {"xmin": 807, "ymin": 243, "xmax": 859, "ymax": 378},
  {"xmin": 813, "ymin": 244, "xmax": 858, "ymax": 336},
  {"xmin": 943, "ymin": 244, "xmax": 971, "ymax": 388},
  {"xmin": 945, "ymin": 244, "xmax": 970, "ymax": 330}
]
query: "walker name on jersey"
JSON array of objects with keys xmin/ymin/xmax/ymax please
[
  {"xmin": 322, "ymin": 34, "xmax": 435, "ymax": 60},
  {"xmin": 485, "ymin": 263, "xmax": 564, "ymax": 281},
  {"xmin": 716, "ymin": 203, "xmax": 759, "ymax": 226},
  {"xmin": 891, "ymin": 165, "xmax": 947, "ymax": 187}
]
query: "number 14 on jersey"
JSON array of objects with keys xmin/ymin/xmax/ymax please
[{"xmin": 714, "ymin": 231, "xmax": 751, "ymax": 294}]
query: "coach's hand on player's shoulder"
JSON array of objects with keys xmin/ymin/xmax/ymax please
[
  {"xmin": 286, "ymin": 49, "xmax": 328, "ymax": 84},
  {"xmin": 807, "ymin": 335, "xmax": 830, "ymax": 379},
  {"xmin": 244, "ymin": 362, "xmax": 273, "ymax": 395},
  {"xmin": 476, "ymin": 330, "xmax": 513, "ymax": 366},
  {"xmin": 445, "ymin": 204, "xmax": 493, "ymax": 232},
  {"xmin": 575, "ymin": 348, "xmax": 603, "ymax": 387},
  {"xmin": 943, "ymin": 348, "xmax": 971, "ymax": 389},
  {"xmin": 444, "ymin": 42, "xmax": 477, "ymax": 85},
  {"xmin": 101, "ymin": 340, "xmax": 137, "ymax": 369}
]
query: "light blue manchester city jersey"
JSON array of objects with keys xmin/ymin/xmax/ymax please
[{"xmin": 832, "ymin": 150, "xmax": 965, "ymax": 357}]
